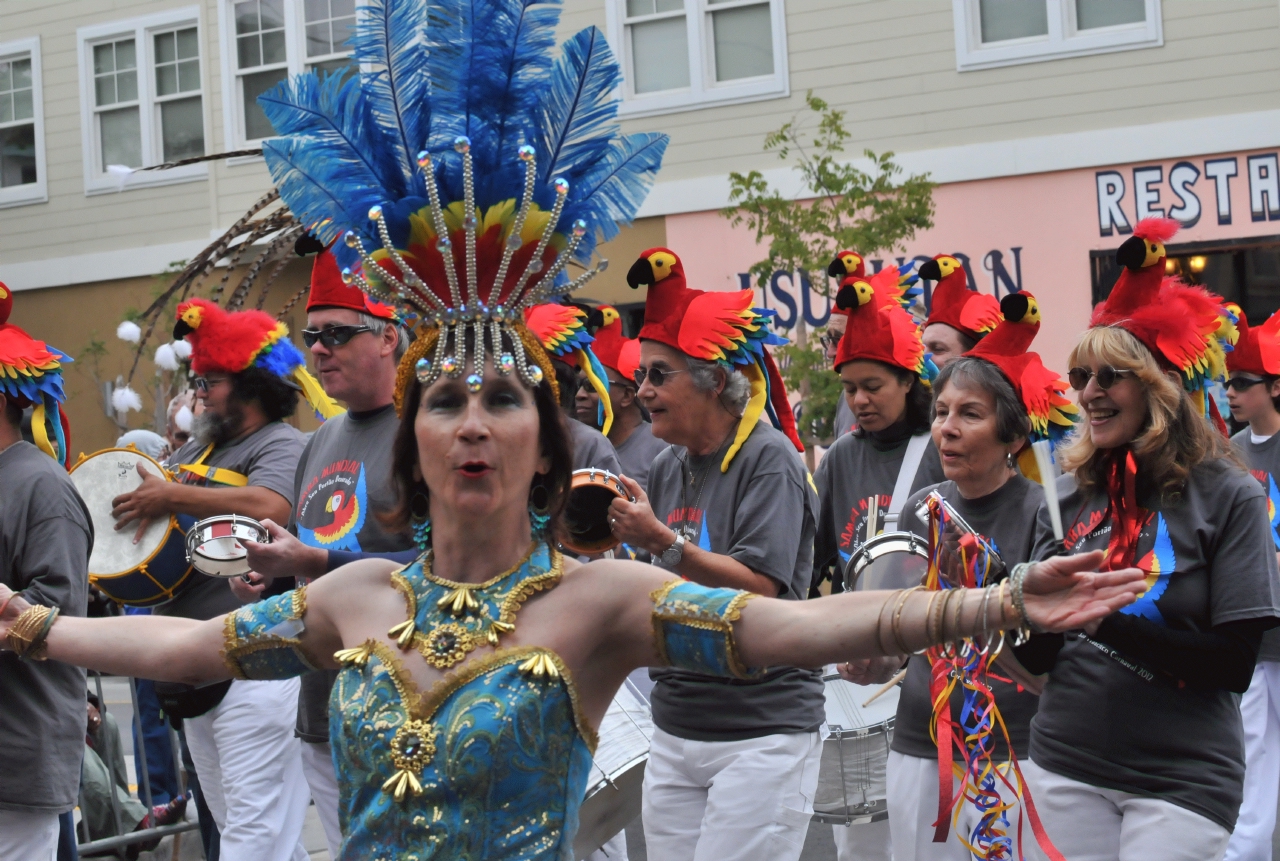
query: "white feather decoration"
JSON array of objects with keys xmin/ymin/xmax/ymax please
[
  {"xmin": 171, "ymin": 339, "xmax": 192, "ymax": 360},
  {"xmin": 106, "ymin": 164, "xmax": 134, "ymax": 190},
  {"xmin": 154, "ymin": 343, "xmax": 179, "ymax": 371},
  {"xmin": 174, "ymin": 404, "xmax": 193, "ymax": 432},
  {"xmin": 116, "ymin": 320, "xmax": 142, "ymax": 344},
  {"xmin": 111, "ymin": 385, "xmax": 143, "ymax": 414}
]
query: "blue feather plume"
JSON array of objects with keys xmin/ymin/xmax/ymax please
[{"xmin": 536, "ymin": 28, "xmax": 621, "ymax": 189}]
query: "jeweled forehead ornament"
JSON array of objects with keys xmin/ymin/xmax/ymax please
[{"xmin": 340, "ymin": 138, "xmax": 606, "ymax": 392}]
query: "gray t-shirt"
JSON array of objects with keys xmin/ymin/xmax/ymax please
[
  {"xmin": 1231, "ymin": 428, "xmax": 1280, "ymax": 662},
  {"xmin": 614, "ymin": 421, "xmax": 668, "ymax": 493},
  {"xmin": 0, "ymin": 442, "xmax": 92, "ymax": 812},
  {"xmin": 292, "ymin": 406, "xmax": 414, "ymax": 742},
  {"xmin": 159, "ymin": 421, "xmax": 306, "ymax": 621},
  {"xmin": 812, "ymin": 428, "xmax": 945, "ymax": 591},
  {"xmin": 892, "ymin": 478, "xmax": 1047, "ymax": 762},
  {"xmin": 834, "ymin": 396, "xmax": 855, "ymax": 439},
  {"xmin": 570, "ymin": 418, "xmax": 622, "ymax": 473},
  {"xmin": 646, "ymin": 420, "xmax": 824, "ymax": 741},
  {"xmin": 1030, "ymin": 461, "xmax": 1280, "ymax": 831}
]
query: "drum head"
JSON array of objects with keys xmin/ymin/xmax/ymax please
[
  {"xmin": 70, "ymin": 449, "xmax": 172, "ymax": 577},
  {"xmin": 563, "ymin": 485, "xmax": 619, "ymax": 552},
  {"xmin": 845, "ymin": 532, "xmax": 929, "ymax": 592},
  {"xmin": 187, "ymin": 516, "xmax": 268, "ymax": 578}
]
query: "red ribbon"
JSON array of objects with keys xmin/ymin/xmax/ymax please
[{"xmin": 1102, "ymin": 449, "xmax": 1142, "ymax": 571}]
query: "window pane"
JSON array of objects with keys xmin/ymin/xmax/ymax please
[
  {"xmin": 333, "ymin": 0, "xmax": 354, "ymax": 17},
  {"xmin": 0, "ymin": 93, "xmax": 11, "ymax": 124},
  {"xmin": 94, "ymin": 75, "xmax": 116, "ymax": 106},
  {"xmin": 331, "ymin": 16, "xmax": 355, "ymax": 51},
  {"xmin": 712, "ymin": 3, "xmax": 773, "ymax": 81},
  {"xmin": 99, "ymin": 106, "xmax": 142, "ymax": 169},
  {"xmin": 626, "ymin": 0, "xmax": 655, "ymax": 16},
  {"xmin": 307, "ymin": 22, "xmax": 332, "ymax": 57},
  {"xmin": 156, "ymin": 63, "xmax": 178, "ymax": 97},
  {"xmin": 305, "ymin": 0, "xmax": 329, "ymax": 21},
  {"xmin": 156, "ymin": 31, "xmax": 176, "ymax": 64},
  {"xmin": 116, "ymin": 39, "xmax": 136, "ymax": 70},
  {"xmin": 656, "ymin": 0, "xmax": 682, "ymax": 11},
  {"xmin": 93, "ymin": 43, "xmax": 115, "ymax": 75},
  {"xmin": 0, "ymin": 123, "xmax": 37, "ymax": 188},
  {"xmin": 979, "ymin": 0, "xmax": 1048, "ymax": 43},
  {"xmin": 260, "ymin": 0, "xmax": 286, "ymax": 29},
  {"xmin": 12, "ymin": 59, "xmax": 31, "ymax": 89},
  {"xmin": 238, "ymin": 34, "xmax": 262, "ymax": 69},
  {"xmin": 262, "ymin": 30, "xmax": 287, "ymax": 65},
  {"xmin": 631, "ymin": 17, "xmax": 690, "ymax": 93},
  {"xmin": 178, "ymin": 59, "xmax": 201, "ymax": 93},
  {"xmin": 241, "ymin": 67, "xmax": 287, "ymax": 139},
  {"xmin": 1076, "ymin": 0, "xmax": 1145, "ymax": 30},
  {"xmin": 13, "ymin": 89, "xmax": 32, "ymax": 121},
  {"xmin": 177, "ymin": 28, "xmax": 199, "ymax": 60},
  {"xmin": 117, "ymin": 69, "xmax": 138, "ymax": 102},
  {"xmin": 161, "ymin": 95, "xmax": 205, "ymax": 161},
  {"xmin": 309, "ymin": 57, "xmax": 353, "ymax": 78},
  {"xmin": 235, "ymin": 1, "xmax": 260, "ymax": 36}
]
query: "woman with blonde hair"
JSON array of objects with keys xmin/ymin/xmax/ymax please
[{"xmin": 1018, "ymin": 220, "xmax": 1280, "ymax": 861}]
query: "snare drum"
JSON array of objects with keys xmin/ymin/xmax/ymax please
[
  {"xmin": 844, "ymin": 531, "xmax": 929, "ymax": 592},
  {"xmin": 562, "ymin": 468, "xmax": 633, "ymax": 555},
  {"xmin": 573, "ymin": 680, "xmax": 653, "ymax": 860},
  {"xmin": 812, "ymin": 671, "xmax": 901, "ymax": 825},
  {"xmin": 186, "ymin": 515, "xmax": 270, "ymax": 578},
  {"xmin": 69, "ymin": 447, "xmax": 196, "ymax": 606}
]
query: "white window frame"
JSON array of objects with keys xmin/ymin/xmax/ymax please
[
  {"xmin": 217, "ymin": 0, "xmax": 357, "ymax": 158},
  {"xmin": 606, "ymin": 0, "xmax": 789, "ymax": 119},
  {"xmin": 0, "ymin": 37, "xmax": 47, "ymax": 209},
  {"xmin": 952, "ymin": 0, "xmax": 1162, "ymax": 72},
  {"xmin": 77, "ymin": 8, "xmax": 208, "ymax": 196}
]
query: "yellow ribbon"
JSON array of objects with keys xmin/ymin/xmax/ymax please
[{"xmin": 178, "ymin": 444, "xmax": 249, "ymax": 487}]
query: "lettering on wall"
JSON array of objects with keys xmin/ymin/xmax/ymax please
[{"xmin": 1095, "ymin": 153, "xmax": 1280, "ymax": 235}]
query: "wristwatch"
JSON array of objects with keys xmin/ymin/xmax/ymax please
[{"xmin": 658, "ymin": 534, "xmax": 686, "ymax": 568}]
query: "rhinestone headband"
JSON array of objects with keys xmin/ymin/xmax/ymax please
[{"xmin": 339, "ymin": 137, "xmax": 608, "ymax": 394}]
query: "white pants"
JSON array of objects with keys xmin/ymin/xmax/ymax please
[
  {"xmin": 833, "ymin": 817, "xmax": 892, "ymax": 861},
  {"xmin": 1023, "ymin": 758, "xmax": 1231, "ymax": 861},
  {"xmin": 0, "ymin": 809, "xmax": 58, "ymax": 861},
  {"xmin": 585, "ymin": 831, "xmax": 628, "ymax": 860},
  {"xmin": 1224, "ymin": 661, "xmax": 1280, "ymax": 861},
  {"xmin": 300, "ymin": 740, "xmax": 343, "ymax": 859},
  {"xmin": 887, "ymin": 750, "xmax": 1029, "ymax": 861},
  {"xmin": 184, "ymin": 679, "xmax": 311, "ymax": 861},
  {"xmin": 642, "ymin": 726, "xmax": 823, "ymax": 861}
]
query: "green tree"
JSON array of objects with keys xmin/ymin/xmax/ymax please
[{"xmin": 721, "ymin": 92, "xmax": 936, "ymax": 462}]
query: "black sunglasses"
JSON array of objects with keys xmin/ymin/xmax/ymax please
[
  {"xmin": 193, "ymin": 376, "xmax": 228, "ymax": 395},
  {"xmin": 301, "ymin": 325, "xmax": 372, "ymax": 348},
  {"xmin": 1068, "ymin": 365, "xmax": 1137, "ymax": 391},
  {"xmin": 819, "ymin": 330, "xmax": 842, "ymax": 350},
  {"xmin": 633, "ymin": 366, "xmax": 689, "ymax": 387},
  {"xmin": 1226, "ymin": 376, "xmax": 1268, "ymax": 392}
]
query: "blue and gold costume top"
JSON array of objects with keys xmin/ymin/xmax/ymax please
[{"xmin": 222, "ymin": 542, "xmax": 760, "ymax": 860}]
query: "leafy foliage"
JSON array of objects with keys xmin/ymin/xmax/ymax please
[{"xmin": 776, "ymin": 331, "xmax": 846, "ymax": 445}]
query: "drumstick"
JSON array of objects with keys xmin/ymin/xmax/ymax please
[
  {"xmin": 1031, "ymin": 440, "xmax": 1064, "ymax": 543},
  {"xmin": 862, "ymin": 668, "xmax": 907, "ymax": 707},
  {"xmin": 865, "ymin": 497, "xmax": 878, "ymax": 543}
]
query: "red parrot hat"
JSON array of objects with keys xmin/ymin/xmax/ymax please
[
  {"xmin": 919, "ymin": 254, "xmax": 1002, "ymax": 342},
  {"xmin": 1089, "ymin": 217, "xmax": 1238, "ymax": 431},
  {"xmin": 590, "ymin": 305, "xmax": 641, "ymax": 382},
  {"xmin": 965, "ymin": 291, "xmax": 1079, "ymax": 480},
  {"xmin": 526, "ymin": 303, "xmax": 614, "ymax": 435},
  {"xmin": 173, "ymin": 298, "xmax": 343, "ymax": 420},
  {"xmin": 626, "ymin": 247, "xmax": 802, "ymax": 471},
  {"xmin": 1226, "ymin": 304, "xmax": 1280, "ymax": 377},
  {"xmin": 826, "ymin": 251, "xmax": 925, "ymax": 321},
  {"xmin": 831, "ymin": 260, "xmax": 937, "ymax": 383},
  {"xmin": 307, "ymin": 247, "xmax": 400, "ymax": 321},
  {"xmin": 0, "ymin": 282, "xmax": 72, "ymax": 467}
]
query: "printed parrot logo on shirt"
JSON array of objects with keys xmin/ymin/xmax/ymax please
[
  {"xmin": 664, "ymin": 507, "xmax": 714, "ymax": 552},
  {"xmin": 838, "ymin": 495, "xmax": 891, "ymax": 568},
  {"xmin": 1250, "ymin": 468, "xmax": 1280, "ymax": 549},
  {"xmin": 297, "ymin": 459, "xmax": 369, "ymax": 552},
  {"xmin": 1120, "ymin": 511, "xmax": 1175, "ymax": 626}
]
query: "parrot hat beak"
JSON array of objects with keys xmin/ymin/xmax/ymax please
[
  {"xmin": 1116, "ymin": 234, "xmax": 1163, "ymax": 271},
  {"xmin": 173, "ymin": 320, "xmax": 194, "ymax": 339},
  {"xmin": 626, "ymin": 256, "xmax": 655, "ymax": 290},
  {"xmin": 918, "ymin": 259, "xmax": 942, "ymax": 281},
  {"xmin": 1000, "ymin": 291, "xmax": 1030, "ymax": 323}
]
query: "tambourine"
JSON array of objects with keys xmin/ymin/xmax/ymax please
[
  {"xmin": 185, "ymin": 515, "xmax": 270, "ymax": 578},
  {"xmin": 562, "ymin": 469, "xmax": 634, "ymax": 555}
]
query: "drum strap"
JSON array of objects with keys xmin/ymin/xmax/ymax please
[
  {"xmin": 178, "ymin": 444, "xmax": 249, "ymax": 488},
  {"xmin": 885, "ymin": 434, "xmax": 930, "ymax": 528}
]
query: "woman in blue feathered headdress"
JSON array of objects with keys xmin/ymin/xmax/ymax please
[{"xmin": 0, "ymin": 2, "xmax": 1151, "ymax": 859}]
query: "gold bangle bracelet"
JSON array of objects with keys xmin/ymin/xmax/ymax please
[
  {"xmin": 892, "ymin": 587, "xmax": 919, "ymax": 654},
  {"xmin": 953, "ymin": 587, "xmax": 966, "ymax": 641},
  {"xmin": 6, "ymin": 605, "xmax": 52, "ymax": 657}
]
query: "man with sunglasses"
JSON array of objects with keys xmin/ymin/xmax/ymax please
[
  {"xmin": 575, "ymin": 306, "xmax": 667, "ymax": 492},
  {"xmin": 1223, "ymin": 308, "xmax": 1280, "ymax": 861},
  {"xmin": 228, "ymin": 246, "xmax": 413, "ymax": 859},
  {"xmin": 613, "ymin": 248, "xmax": 820, "ymax": 861}
]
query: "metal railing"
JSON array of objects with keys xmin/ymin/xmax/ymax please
[{"xmin": 77, "ymin": 670, "xmax": 200, "ymax": 857}]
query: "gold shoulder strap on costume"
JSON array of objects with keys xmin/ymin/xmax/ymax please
[{"xmin": 178, "ymin": 443, "xmax": 249, "ymax": 487}]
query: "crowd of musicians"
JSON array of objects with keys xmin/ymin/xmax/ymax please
[{"xmin": 4, "ymin": 212, "xmax": 1280, "ymax": 861}]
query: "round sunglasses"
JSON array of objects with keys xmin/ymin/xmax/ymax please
[
  {"xmin": 633, "ymin": 367, "xmax": 689, "ymax": 387},
  {"xmin": 1067, "ymin": 365, "xmax": 1137, "ymax": 391}
]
